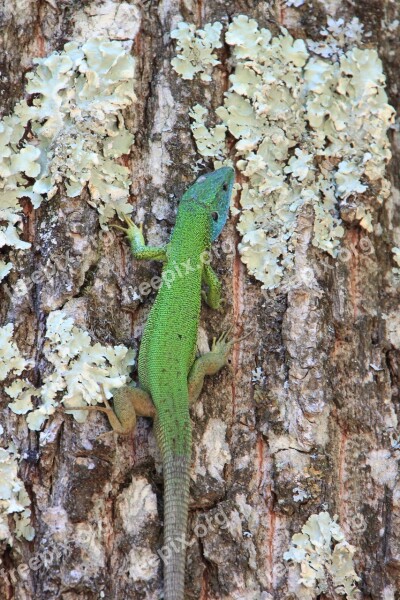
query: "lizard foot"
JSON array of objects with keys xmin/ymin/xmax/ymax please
[
  {"xmin": 62, "ymin": 393, "xmax": 111, "ymax": 415},
  {"xmin": 210, "ymin": 327, "xmax": 253, "ymax": 365},
  {"xmin": 211, "ymin": 329, "xmax": 234, "ymax": 360},
  {"xmin": 111, "ymin": 215, "xmax": 143, "ymax": 239},
  {"xmin": 111, "ymin": 216, "xmax": 166, "ymax": 262},
  {"xmin": 62, "ymin": 387, "xmax": 135, "ymax": 435}
]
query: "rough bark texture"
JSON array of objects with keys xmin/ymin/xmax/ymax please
[{"xmin": 0, "ymin": 1, "xmax": 399, "ymax": 599}]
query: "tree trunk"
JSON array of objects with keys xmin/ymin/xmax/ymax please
[{"xmin": 0, "ymin": 1, "xmax": 399, "ymax": 599}]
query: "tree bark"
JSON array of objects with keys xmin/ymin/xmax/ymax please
[{"xmin": 0, "ymin": 1, "xmax": 399, "ymax": 599}]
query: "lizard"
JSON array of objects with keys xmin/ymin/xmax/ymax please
[{"xmin": 70, "ymin": 166, "xmax": 236, "ymax": 600}]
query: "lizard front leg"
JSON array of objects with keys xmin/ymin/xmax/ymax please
[
  {"xmin": 66, "ymin": 385, "xmax": 155, "ymax": 435},
  {"xmin": 114, "ymin": 215, "xmax": 167, "ymax": 262},
  {"xmin": 201, "ymin": 263, "xmax": 222, "ymax": 309},
  {"xmin": 188, "ymin": 331, "xmax": 233, "ymax": 403}
]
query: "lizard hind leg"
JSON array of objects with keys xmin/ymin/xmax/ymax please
[
  {"xmin": 65, "ymin": 385, "xmax": 155, "ymax": 436},
  {"xmin": 113, "ymin": 385, "xmax": 156, "ymax": 420},
  {"xmin": 113, "ymin": 384, "xmax": 156, "ymax": 433}
]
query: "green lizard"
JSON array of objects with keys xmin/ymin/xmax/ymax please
[{"xmin": 72, "ymin": 166, "xmax": 235, "ymax": 600}]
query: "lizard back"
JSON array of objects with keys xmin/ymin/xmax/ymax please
[{"xmin": 138, "ymin": 201, "xmax": 212, "ymax": 449}]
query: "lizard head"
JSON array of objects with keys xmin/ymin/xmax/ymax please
[{"xmin": 182, "ymin": 167, "xmax": 235, "ymax": 241}]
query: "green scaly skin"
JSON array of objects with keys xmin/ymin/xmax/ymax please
[{"xmin": 72, "ymin": 167, "xmax": 235, "ymax": 600}]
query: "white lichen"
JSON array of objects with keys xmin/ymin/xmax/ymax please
[
  {"xmin": 0, "ymin": 323, "xmax": 33, "ymax": 381},
  {"xmin": 5, "ymin": 310, "xmax": 135, "ymax": 431},
  {"xmin": 176, "ymin": 16, "xmax": 394, "ymax": 289},
  {"xmin": 308, "ymin": 17, "xmax": 365, "ymax": 59},
  {"xmin": 171, "ymin": 21, "xmax": 223, "ymax": 82},
  {"xmin": 284, "ymin": 511, "xmax": 360, "ymax": 598},
  {"xmin": 5, "ymin": 379, "xmax": 40, "ymax": 417},
  {"xmin": 189, "ymin": 104, "xmax": 227, "ymax": 160},
  {"xmin": 0, "ymin": 445, "xmax": 35, "ymax": 542},
  {"xmin": 251, "ymin": 366, "xmax": 266, "ymax": 384},
  {"xmin": 0, "ymin": 114, "xmax": 32, "ymax": 251},
  {"xmin": 286, "ymin": 0, "xmax": 306, "ymax": 7},
  {"xmin": 293, "ymin": 486, "xmax": 309, "ymax": 502},
  {"xmin": 0, "ymin": 260, "xmax": 12, "ymax": 281},
  {"xmin": 388, "ymin": 20, "xmax": 399, "ymax": 33},
  {"xmin": 392, "ymin": 247, "xmax": 400, "ymax": 277},
  {"xmin": 0, "ymin": 37, "xmax": 136, "ymax": 252}
]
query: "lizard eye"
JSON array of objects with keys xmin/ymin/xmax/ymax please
[
  {"xmin": 223, "ymin": 182, "xmax": 228, "ymax": 191},
  {"xmin": 211, "ymin": 211, "xmax": 219, "ymax": 222}
]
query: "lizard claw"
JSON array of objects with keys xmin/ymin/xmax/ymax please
[
  {"xmin": 211, "ymin": 326, "xmax": 252, "ymax": 355},
  {"xmin": 111, "ymin": 215, "xmax": 143, "ymax": 238},
  {"xmin": 211, "ymin": 328, "xmax": 234, "ymax": 358},
  {"xmin": 123, "ymin": 215, "xmax": 142, "ymax": 230},
  {"xmin": 232, "ymin": 327, "xmax": 254, "ymax": 345},
  {"xmin": 110, "ymin": 224, "xmax": 129, "ymax": 232},
  {"xmin": 62, "ymin": 386, "xmax": 113, "ymax": 414}
]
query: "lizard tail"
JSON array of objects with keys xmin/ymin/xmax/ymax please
[{"xmin": 162, "ymin": 451, "xmax": 191, "ymax": 600}]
